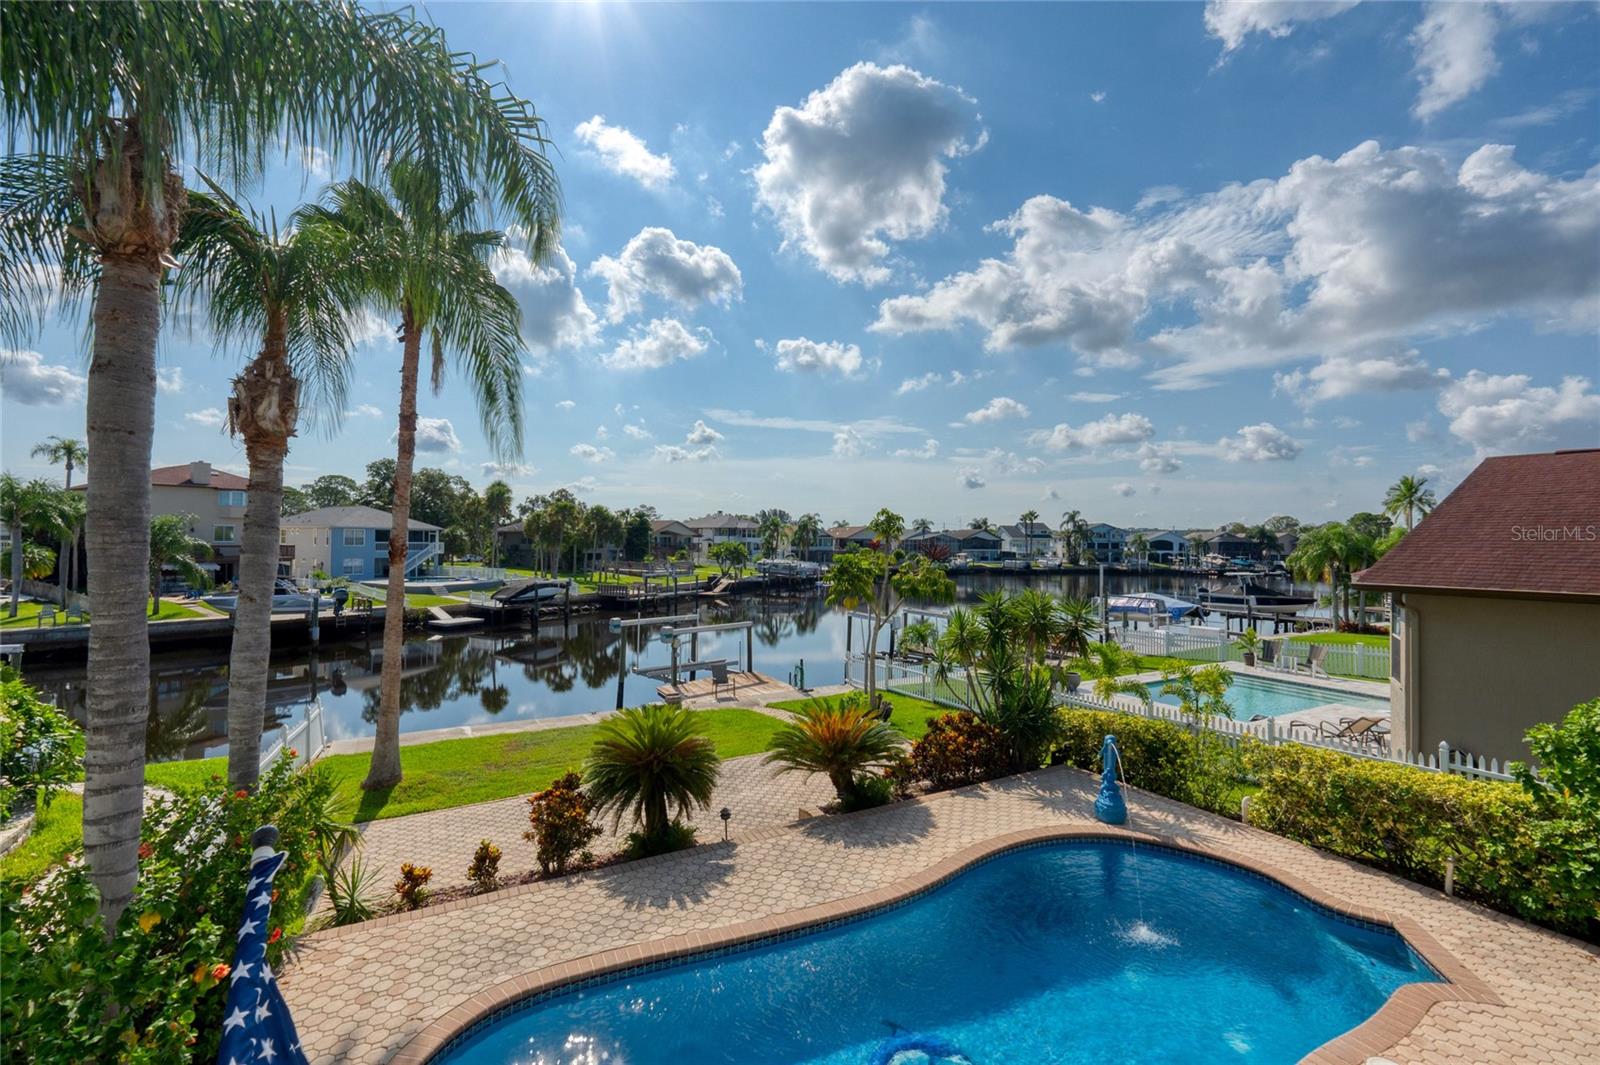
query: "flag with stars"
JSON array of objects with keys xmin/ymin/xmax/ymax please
[{"xmin": 216, "ymin": 843, "xmax": 308, "ymax": 1065}]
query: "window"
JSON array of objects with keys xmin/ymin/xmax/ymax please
[
  {"xmin": 375, "ymin": 529, "xmax": 389, "ymax": 544},
  {"xmin": 212, "ymin": 525, "xmax": 236, "ymax": 543},
  {"xmin": 342, "ymin": 558, "xmax": 364, "ymax": 576},
  {"xmin": 342, "ymin": 528, "xmax": 366, "ymax": 547},
  {"xmin": 279, "ymin": 529, "xmax": 289, "ymax": 544},
  {"xmin": 217, "ymin": 490, "xmax": 247, "ymax": 507}
]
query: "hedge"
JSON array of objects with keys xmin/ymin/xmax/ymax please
[
  {"xmin": 1054, "ymin": 709, "xmax": 1198, "ymax": 801},
  {"xmin": 1243, "ymin": 741, "xmax": 1598, "ymax": 937}
]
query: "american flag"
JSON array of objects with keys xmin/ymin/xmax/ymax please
[{"xmin": 216, "ymin": 833, "xmax": 309, "ymax": 1065}]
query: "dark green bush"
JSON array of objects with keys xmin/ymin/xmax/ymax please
[
  {"xmin": 0, "ymin": 667, "xmax": 83, "ymax": 819},
  {"xmin": 1244, "ymin": 739, "xmax": 1598, "ymax": 938},
  {"xmin": 1054, "ymin": 709, "xmax": 1198, "ymax": 801}
]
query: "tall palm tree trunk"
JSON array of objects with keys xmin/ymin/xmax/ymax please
[
  {"xmin": 7, "ymin": 522, "xmax": 21, "ymax": 617},
  {"xmin": 365, "ymin": 313, "xmax": 421, "ymax": 790},
  {"xmin": 224, "ymin": 323, "xmax": 298, "ymax": 790},
  {"xmin": 82, "ymin": 255, "xmax": 161, "ymax": 933}
]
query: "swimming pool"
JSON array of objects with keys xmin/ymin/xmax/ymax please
[
  {"xmin": 433, "ymin": 840, "xmax": 1433, "ymax": 1064},
  {"xmin": 1144, "ymin": 672, "xmax": 1391, "ymax": 719}
]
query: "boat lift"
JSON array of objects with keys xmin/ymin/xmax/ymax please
[
  {"xmin": 628, "ymin": 619, "xmax": 757, "ymax": 696},
  {"xmin": 608, "ymin": 613, "xmax": 697, "ymax": 709}
]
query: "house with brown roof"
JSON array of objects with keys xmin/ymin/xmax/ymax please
[
  {"xmin": 78, "ymin": 461, "xmax": 252, "ymax": 584},
  {"xmin": 1353, "ymin": 449, "xmax": 1600, "ymax": 762}
]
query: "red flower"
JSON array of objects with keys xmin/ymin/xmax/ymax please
[
  {"xmin": 288, "ymin": 748, "xmax": 298, "ymax": 758},
  {"xmin": 234, "ymin": 789, "xmax": 248, "ymax": 799},
  {"xmin": 138, "ymin": 842, "xmax": 154, "ymax": 861},
  {"xmin": 268, "ymin": 927, "xmax": 282, "ymax": 944},
  {"xmin": 211, "ymin": 963, "xmax": 230, "ymax": 981}
]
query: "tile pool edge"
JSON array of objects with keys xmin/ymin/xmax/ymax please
[{"xmin": 389, "ymin": 825, "xmax": 1500, "ymax": 1065}]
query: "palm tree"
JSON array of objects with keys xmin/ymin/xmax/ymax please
[
  {"xmin": 1012, "ymin": 588, "xmax": 1061, "ymax": 667},
  {"xmin": 791, "ymin": 513, "xmax": 823, "ymax": 560},
  {"xmin": 1126, "ymin": 531, "xmax": 1149, "ymax": 569},
  {"xmin": 868, "ymin": 507, "xmax": 906, "ymax": 552},
  {"xmin": 765, "ymin": 697, "xmax": 904, "ymax": 807},
  {"xmin": 1286, "ymin": 522, "xmax": 1378, "ymax": 628},
  {"xmin": 174, "ymin": 180, "xmax": 369, "ymax": 790},
  {"xmin": 1055, "ymin": 596, "xmax": 1098, "ymax": 659},
  {"xmin": 757, "ymin": 511, "xmax": 787, "ymax": 558},
  {"xmin": 147, "ymin": 514, "xmax": 212, "ymax": 615},
  {"xmin": 2, "ymin": 2, "xmax": 559, "ymax": 932},
  {"xmin": 1, "ymin": 476, "xmax": 72, "ymax": 618},
  {"xmin": 1018, "ymin": 508, "xmax": 1041, "ymax": 557},
  {"xmin": 1058, "ymin": 510, "xmax": 1089, "ymax": 564},
  {"xmin": 30, "ymin": 437, "xmax": 87, "ymax": 606},
  {"xmin": 584, "ymin": 704, "xmax": 720, "ymax": 855},
  {"xmin": 911, "ymin": 517, "xmax": 934, "ymax": 535},
  {"xmin": 1075, "ymin": 641, "xmax": 1152, "ymax": 706},
  {"xmin": 484, "ymin": 479, "xmax": 513, "ymax": 569},
  {"xmin": 306, "ymin": 162, "xmax": 536, "ymax": 791},
  {"xmin": 969, "ymin": 516, "xmax": 994, "ymax": 532},
  {"xmin": 1383, "ymin": 474, "xmax": 1438, "ymax": 531}
]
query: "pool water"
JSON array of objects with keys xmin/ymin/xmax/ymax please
[
  {"xmin": 1144, "ymin": 673, "xmax": 1391, "ymax": 719},
  {"xmin": 435, "ymin": 841, "xmax": 1433, "ymax": 1065}
]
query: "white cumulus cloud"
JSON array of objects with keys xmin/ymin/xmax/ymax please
[
  {"xmin": 569, "ymin": 443, "xmax": 615, "ymax": 464},
  {"xmin": 1411, "ymin": 2, "xmax": 1501, "ymax": 120},
  {"xmin": 492, "ymin": 244, "xmax": 601, "ymax": 355},
  {"xmin": 772, "ymin": 337, "xmax": 863, "ymax": 377},
  {"xmin": 156, "ymin": 367, "xmax": 185, "ymax": 395},
  {"xmin": 893, "ymin": 438, "xmax": 941, "ymax": 459},
  {"xmin": 414, "ymin": 417, "xmax": 462, "ymax": 453},
  {"xmin": 686, "ymin": 420, "xmax": 724, "ymax": 445},
  {"xmin": 1217, "ymin": 422, "xmax": 1301, "ymax": 462},
  {"xmin": 1273, "ymin": 349, "xmax": 1448, "ymax": 407},
  {"xmin": 1438, "ymin": 371, "xmax": 1600, "ymax": 455},
  {"xmin": 589, "ymin": 227, "xmax": 742, "ymax": 323},
  {"xmin": 957, "ymin": 467, "xmax": 987, "ymax": 489},
  {"xmin": 184, "ymin": 407, "xmax": 226, "ymax": 429},
  {"xmin": 0, "ymin": 349, "xmax": 86, "ymax": 405},
  {"xmin": 1111, "ymin": 482, "xmax": 1137, "ymax": 497},
  {"xmin": 753, "ymin": 62, "xmax": 985, "ymax": 284},
  {"xmin": 573, "ymin": 115, "xmax": 675, "ymax": 189},
  {"xmin": 1204, "ymin": 0, "xmax": 1359, "ymax": 53},
  {"xmin": 1030, "ymin": 412, "xmax": 1155, "ymax": 451},
  {"xmin": 963, "ymin": 396, "xmax": 1030, "ymax": 424},
  {"xmin": 601, "ymin": 318, "xmax": 711, "ymax": 371}
]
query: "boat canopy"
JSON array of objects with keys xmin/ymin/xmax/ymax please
[{"xmin": 1103, "ymin": 593, "xmax": 1198, "ymax": 622}]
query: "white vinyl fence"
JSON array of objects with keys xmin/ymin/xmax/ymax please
[
  {"xmin": 1109, "ymin": 625, "xmax": 1391, "ymax": 681},
  {"xmin": 850, "ymin": 651, "xmax": 1513, "ymax": 784},
  {"xmin": 259, "ymin": 699, "xmax": 327, "ymax": 773}
]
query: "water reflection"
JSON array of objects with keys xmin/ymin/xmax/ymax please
[{"xmin": 26, "ymin": 573, "xmax": 1322, "ymax": 760}]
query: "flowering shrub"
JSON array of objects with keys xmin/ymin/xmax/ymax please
[
  {"xmin": 0, "ymin": 754, "xmax": 344, "ymax": 1062},
  {"xmin": 903, "ymin": 712, "xmax": 1010, "ymax": 791},
  {"xmin": 466, "ymin": 839, "xmax": 501, "ymax": 893},
  {"xmin": 0, "ymin": 666, "xmax": 83, "ymax": 819},
  {"xmin": 525, "ymin": 772, "xmax": 601, "ymax": 875},
  {"xmin": 394, "ymin": 862, "xmax": 433, "ymax": 910}
]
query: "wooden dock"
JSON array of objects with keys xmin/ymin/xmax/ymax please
[{"xmin": 656, "ymin": 670, "xmax": 796, "ymax": 705}]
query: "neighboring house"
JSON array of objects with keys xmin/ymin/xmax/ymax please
[
  {"xmin": 684, "ymin": 512, "xmax": 760, "ymax": 561},
  {"xmin": 279, "ymin": 505, "xmax": 442, "ymax": 582},
  {"xmin": 494, "ymin": 521, "xmax": 532, "ymax": 567},
  {"xmin": 1353, "ymin": 449, "xmax": 1600, "ymax": 762},
  {"xmin": 799, "ymin": 529, "xmax": 836, "ymax": 564},
  {"xmin": 1085, "ymin": 523, "xmax": 1126, "ymax": 563},
  {"xmin": 999, "ymin": 521, "xmax": 1054, "ymax": 558},
  {"xmin": 948, "ymin": 527, "xmax": 1004, "ymax": 561},
  {"xmin": 1145, "ymin": 530, "xmax": 1188, "ymax": 565},
  {"xmin": 822, "ymin": 525, "xmax": 877, "ymax": 560},
  {"xmin": 1205, "ymin": 530, "xmax": 1260, "ymax": 561},
  {"xmin": 649, "ymin": 520, "xmax": 697, "ymax": 558},
  {"xmin": 77, "ymin": 461, "xmax": 251, "ymax": 585}
]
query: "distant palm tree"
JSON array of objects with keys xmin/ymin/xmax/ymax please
[
  {"xmin": 757, "ymin": 511, "xmax": 787, "ymax": 558},
  {"xmin": 869, "ymin": 507, "xmax": 906, "ymax": 551},
  {"xmin": 791, "ymin": 513, "xmax": 823, "ymax": 559},
  {"xmin": 29, "ymin": 437, "xmax": 86, "ymax": 606},
  {"xmin": 1286, "ymin": 522, "xmax": 1378, "ymax": 627},
  {"xmin": 911, "ymin": 517, "xmax": 934, "ymax": 535},
  {"xmin": 1383, "ymin": 474, "xmax": 1438, "ymax": 531},
  {"xmin": 1059, "ymin": 509, "xmax": 1089, "ymax": 564},
  {"xmin": 765, "ymin": 696, "xmax": 903, "ymax": 807},
  {"xmin": 1126, "ymin": 532, "xmax": 1149, "ymax": 568},
  {"xmin": 174, "ymin": 178, "xmax": 369, "ymax": 789},
  {"xmin": 1, "ymin": 475, "xmax": 72, "ymax": 618},
  {"xmin": 584, "ymin": 704, "xmax": 720, "ymax": 855},
  {"xmin": 970, "ymin": 516, "xmax": 994, "ymax": 532},
  {"xmin": 147, "ymin": 514, "xmax": 212, "ymax": 616},
  {"xmin": 484, "ymin": 480, "xmax": 514, "ymax": 568},
  {"xmin": 305, "ymin": 161, "xmax": 535, "ymax": 792}
]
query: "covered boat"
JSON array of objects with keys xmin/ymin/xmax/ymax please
[
  {"xmin": 1102, "ymin": 592, "xmax": 1198, "ymax": 623},
  {"xmin": 491, "ymin": 578, "xmax": 577, "ymax": 604}
]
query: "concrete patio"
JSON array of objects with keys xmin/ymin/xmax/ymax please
[{"xmin": 280, "ymin": 763, "xmax": 1599, "ymax": 1065}]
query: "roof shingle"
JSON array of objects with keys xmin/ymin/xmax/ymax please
[{"xmin": 1354, "ymin": 449, "xmax": 1600, "ymax": 600}]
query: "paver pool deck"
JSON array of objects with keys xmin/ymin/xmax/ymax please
[{"xmin": 281, "ymin": 764, "xmax": 1600, "ymax": 1065}]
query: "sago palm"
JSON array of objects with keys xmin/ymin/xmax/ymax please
[
  {"xmin": 173, "ymin": 177, "xmax": 370, "ymax": 789},
  {"xmin": 1, "ymin": 0, "xmax": 558, "ymax": 931},
  {"xmin": 147, "ymin": 514, "xmax": 212, "ymax": 615},
  {"xmin": 765, "ymin": 696, "xmax": 904, "ymax": 806},
  {"xmin": 303, "ymin": 162, "xmax": 531, "ymax": 791},
  {"xmin": 1077, "ymin": 641, "xmax": 1152, "ymax": 706},
  {"xmin": 584, "ymin": 704, "xmax": 721, "ymax": 854}
]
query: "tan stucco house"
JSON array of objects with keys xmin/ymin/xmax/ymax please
[
  {"xmin": 1353, "ymin": 449, "xmax": 1600, "ymax": 763},
  {"xmin": 76, "ymin": 461, "xmax": 251, "ymax": 584}
]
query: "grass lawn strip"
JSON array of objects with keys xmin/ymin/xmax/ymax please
[{"xmin": 0, "ymin": 793, "xmax": 84, "ymax": 888}]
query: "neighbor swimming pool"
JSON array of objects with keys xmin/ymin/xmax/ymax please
[
  {"xmin": 1144, "ymin": 672, "xmax": 1391, "ymax": 719},
  {"xmin": 433, "ymin": 840, "xmax": 1434, "ymax": 1064}
]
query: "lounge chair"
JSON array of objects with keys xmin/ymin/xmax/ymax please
[
  {"xmin": 1293, "ymin": 643, "xmax": 1329, "ymax": 678},
  {"xmin": 1257, "ymin": 640, "xmax": 1282, "ymax": 670},
  {"xmin": 1292, "ymin": 715, "xmax": 1388, "ymax": 748},
  {"xmin": 711, "ymin": 660, "xmax": 732, "ymax": 698},
  {"xmin": 35, "ymin": 606, "xmax": 58, "ymax": 628},
  {"xmin": 63, "ymin": 605, "xmax": 87, "ymax": 625}
]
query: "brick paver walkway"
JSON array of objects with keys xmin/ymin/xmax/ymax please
[
  {"xmin": 282, "ymin": 766, "xmax": 1599, "ymax": 1065},
  {"xmin": 333, "ymin": 752, "xmax": 836, "ymax": 897}
]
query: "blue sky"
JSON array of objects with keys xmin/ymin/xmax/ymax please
[{"xmin": 4, "ymin": 1, "xmax": 1598, "ymax": 528}]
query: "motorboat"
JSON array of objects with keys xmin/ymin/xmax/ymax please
[
  {"xmin": 755, "ymin": 559, "xmax": 823, "ymax": 578},
  {"xmin": 1102, "ymin": 592, "xmax": 1198, "ymax": 624},
  {"xmin": 200, "ymin": 578, "xmax": 316, "ymax": 613},
  {"xmin": 1195, "ymin": 579, "xmax": 1316, "ymax": 616},
  {"xmin": 491, "ymin": 578, "xmax": 578, "ymax": 604}
]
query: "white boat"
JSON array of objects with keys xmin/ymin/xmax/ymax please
[
  {"xmin": 1102, "ymin": 593, "xmax": 1199, "ymax": 624},
  {"xmin": 201, "ymin": 592, "xmax": 316, "ymax": 613},
  {"xmin": 491, "ymin": 578, "xmax": 578, "ymax": 604},
  {"xmin": 755, "ymin": 559, "xmax": 823, "ymax": 578}
]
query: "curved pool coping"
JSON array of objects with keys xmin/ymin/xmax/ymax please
[{"xmin": 392, "ymin": 824, "xmax": 1500, "ymax": 1065}]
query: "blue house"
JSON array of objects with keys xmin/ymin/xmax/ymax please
[{"xmin": 279, "ymin": 505, "xmax": 443, "ymax": 582}]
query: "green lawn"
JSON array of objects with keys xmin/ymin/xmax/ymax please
[
  {"xmin": 0, "ymin": 598, "xmax": 203, "ymax": 629},
  {"xmin": 0, "ymin": 793, "xmax": 84, "ymax": 888},
  {"xmin": 1287, "ymin": 632, "xmax": 1388, "ymax": 646},
  {"xmin": 145, "ymin": 707, "xmax": 786, "ymax": 824},
  {"xmin": 767, "ymin": 691, "xmax": 949, "ymax": 741},
  {"xmin": 403, "ymin": 592, "xmax": 466, "ymax": 608}
]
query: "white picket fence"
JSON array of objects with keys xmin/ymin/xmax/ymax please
[
  {"xmin": 851, "ymin": 652, "xmax": 1514, "ymax": 784},
  {"xmin": 1109, "ymin": 625, "xmax": 1391, "ymax": 680},
  {"xmin": 1059, "ymin": 689, "xmax": 1517, "ymax": 783},
  {"xmin": 259, "ymin": 699, "xmax": 327, "ymax": 773}
]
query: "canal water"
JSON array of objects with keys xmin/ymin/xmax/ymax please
[{"xmin": 22, "ymin": 571, "xmax": 1327, "ymax": 762}]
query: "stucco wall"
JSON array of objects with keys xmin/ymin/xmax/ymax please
[{"xmin": 1405, "ymin": 592, "xmax": 1600, "ymax": 762}]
